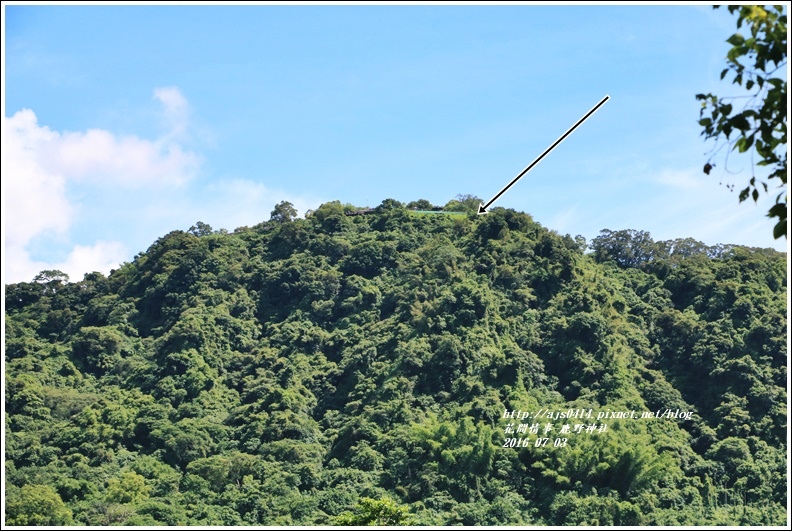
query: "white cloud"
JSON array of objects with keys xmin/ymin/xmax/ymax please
[
  {"xmin": 4, "ymin": 241, "xmax": 129, "ymax": 286},
  {"xmin": 14, "ymin": 87, "xmax": 200, "ymax": 187},
  {"xmin": 43, "ymin": 127, "xmax": 200, "ymax": 185},
  {"xmin": 39, "ymin": 88, "xmax": 200, "ymax": 186},
  {"xmin": 2, "ymin": 87, "xmax": 329, "ymax": 285},
  {"xmin": 55, "ymin": 241, "xmax": 129, "ymax": 280},
  {"xmin": 154, "ymin": 86, "xmax": 190, "ymax": 140},
  {"xmin": 2, "ymin": 109, "xmax": 72, "ymax": 249},
  {"xmin": 2, "ymin": 87, "xmax": 201, "ymax": 284}
]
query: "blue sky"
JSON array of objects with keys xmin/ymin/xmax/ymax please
[{"xmin": 3, "ymin": 3, "xmax": 788, "ymax": 284}]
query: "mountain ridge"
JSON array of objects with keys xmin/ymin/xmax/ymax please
[{"xmin": 4, "ymin": 199, "xmax": 787, "ymax": 526}]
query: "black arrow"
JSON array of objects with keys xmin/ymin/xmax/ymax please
[{"xmin": 478, "ymin": 94, "xmax": 610, "ymax": 215}]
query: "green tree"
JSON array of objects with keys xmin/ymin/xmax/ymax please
[
  {"xmin": 310, "ymin": 200, "xmax": 347, "ymax": 232},
  {"xmin": 33, "ymin": 269, "xmax": 70, "ymax": 284},
  {"xmin": 5, "ymin": 484, "xmax": 74, "ymax": 525},
  {"xmin": 376, "ymin": 198, "xmax": 405, "ymax": 211},
  {"xmin": 590, "ymin": 229, "xmax": 658, "ymax": 269},
  {"xmin": 105, "ymin": 471, "xmax": 152, "ymax": 504},
  {"xmin": 696, "ymin": 5, "xmax": 787, "ymax": 239},
  {"xmin": 71, "ymin": 325, "xmax": 129, "ymax": 373},
  {"xmin": 406, "ymin": 199, "xmax": 435, "ymax": 210},
  {"xmin": 444, "ymin": 194, "xmax": 483, "ymax": 213},
  {"xmin": 188, "ymin": 221, "xmax": 214, "ymax": 237},
  {"xmin": 32, "ymin": 269, "xmax": 70, "ymax": 294},
  {"xmin": 334, "ymin": 497, "xmax": 410, "ymax": 526},
  {"xmin": 270, "ymin": 200, "xmax": 298, "ymax": 223}
]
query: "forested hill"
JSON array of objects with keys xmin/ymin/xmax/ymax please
[{"xmin": 4, "ymin": 199, "xmax": 788, "ymax": 526}]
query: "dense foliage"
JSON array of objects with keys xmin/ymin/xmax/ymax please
[{"xmin": 4, "ymin": 201, "xmax": 787, "ymax": 525}]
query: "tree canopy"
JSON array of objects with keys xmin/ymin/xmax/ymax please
[{"xmin": 270, "ymin": 201, "xmax": 298, "ymax": 223}]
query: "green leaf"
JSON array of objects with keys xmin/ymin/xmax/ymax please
[
  {"xmin": 731, "ymin": 114, "xmax": 751, "ymax": 131},
  {"xmin": 767, "ymin": 203, "xmax": 786, "ymax": 217},
  {"xmin": 752, "ymin": 189, "xmax": 759, "ymax": 202},
  {"xmin": 772, "ymin": 219, "xmax": 786, "ymax": 239},
  {"xmin": 737, "ymin": 135, "xmax": 754, "ymax": 153},
  {"xmin": 727, "ymin": 48, "xmax": 739, "ymax": 62},
  {"xmin": 726, "ymin": 33, "xmax": 745, "ymax": 46},
  {"xmin": 720, "ymin": 69, "xmax": 729, "ymax": 80}
]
